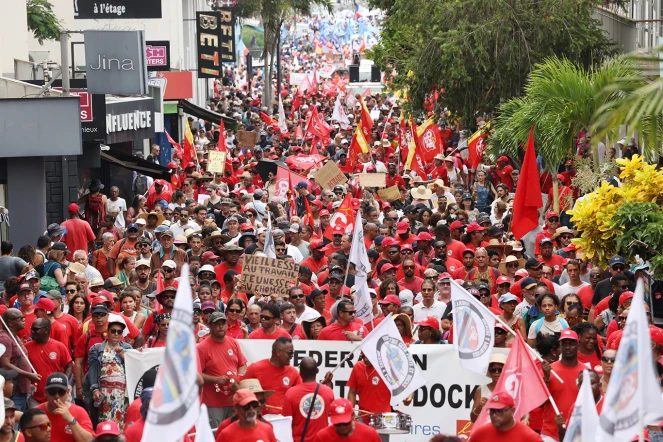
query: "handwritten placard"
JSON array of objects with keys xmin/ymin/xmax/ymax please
[
  {"xmin": 314, "ymin": 161, "xmax": 347, "ymax": 189},
  {"xmin": 359, "ymin": 173, "xmax": 386, "ymax": 188},
  {"xmin": 237, "ymin": 130, "xmax": 259, "ymax": 148},
  {"xmin": 207, "ymin": 150, "xmax": 227, "ymax": 174},
  {"xmin": 242, "ymin": 254, "xmax": 300, "ymax": 297},
  {"xmin": 378, "ymin": 185, "xmax": 401, "ymax": 201}
]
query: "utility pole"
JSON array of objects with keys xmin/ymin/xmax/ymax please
[{"xmin": 60, "ymin": 30, "xmax": 70, "ymax": 97}]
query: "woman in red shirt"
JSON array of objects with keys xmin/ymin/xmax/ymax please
[
  {"xmin": 574, "ymin": 322, "xmax": 602, "ymax": 369},
  {"xmin": 145, "ymin": 313, "xmax": 170, "ymax": 348},
  {"xmin": 394, "ymin": 313, "xmax": 414, "ymax": 346},
  {"xmin": 226, "ymin": 299, "xmax": 249, "ymax": 339}
]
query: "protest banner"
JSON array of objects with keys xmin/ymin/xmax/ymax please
[
  {"xmin": 359, "ymin": 173, "xmax": 386, "ymax": 188},
  {"xmin": 241, "ymin": 254, "xmax": 300, "ymax": 297},
  {"xmin": 314, "ymin": 160, "xmax": 347, "ymax": 189},
  {"xmin": 126, "ymin": 347, "xmax": 165, "ymax": 403},
  {"xmin": 236, "ymin": 130, "xmax": 259, "ymax": 148},
  {"xmin": 197, "ymin": 194, "xmax": 210, "ymax": 206},
  {"xmin": 378, "ymin": 185, "xmax": 401, "ymax": 201},
  {"xmin": 289, "ymin": 72, "xmax": 307, "ymax": 86},
  {"xmin": 207, "ymin": 150, "xmax": 226, "ymax": 174},
  {"xmin": 237, "ymin": 340, "xmax": 491, "ymax": 441}
]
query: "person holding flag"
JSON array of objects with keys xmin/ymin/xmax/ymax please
[
  {"xmin": 559, "ymin": 370, "xmax": 601, "ymax": 442},
  {"xmin": 348, "ymin": 210, "xmax": 374, "ymax": 327},
  {"xmin": 470, "ymin": 391, "xmax": 544, "ymax": 441}
]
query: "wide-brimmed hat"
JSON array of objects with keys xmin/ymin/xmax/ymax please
[
  {"xmin": 203, "ymin": 231, "xmax": 231, "ymax": 247},
  {"xmin": 410, "ymin": 185, "xmax": 433, "ymax": 200},
  {"xmin": 237, "ymin": 379, "xmax": 275, "ymax": 399},
  {"xmin": 139, "ymin": 212, "xmax": 166, "ymax": 226},
  {"xmin": 302, "ymin": 315, "xmax": 327, "ymax": 339},
  {"xmin": 393, "ymin": 313, "xmax": 413, "ymax": 338},
  {"xmin": 484, "ymin": 239, "xmax": 512, "ymax": 256},
  {"xmin": 498, "ymin": 255, "xmax": 526, "ymax": 274},
  {"xmin": 551, "ymin": 226, "xmax": 576, "ymax": 241}
]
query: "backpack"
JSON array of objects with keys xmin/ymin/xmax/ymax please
[
  {"xmin": 134, "ymin": 174, "xmax": 149, "ymax": 196},
  {"xmin": 40, "ymin": 262, "xmax": 61, "ymax": 292}
]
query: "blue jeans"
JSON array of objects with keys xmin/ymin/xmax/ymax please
[{"xmin": 11, "ymin": 393, "xmax": 27, "ymax": 412}]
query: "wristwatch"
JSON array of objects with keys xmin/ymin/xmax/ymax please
[{"xmin": 68, "ymin": 417, "xmax": 77, "ymax": 426}]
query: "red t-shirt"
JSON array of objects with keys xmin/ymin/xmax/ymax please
[
  {"xmin": 243, "ymin": 359, "xmax": 302, "ymax": 415},
  {"xmin": 452, "ymin": 267, "xmax": 472, "ymax": 281},
  {"xmin": 593, "ymin": 295, "xmax": 612, "ymax": 318},
  {"xmin": 124, "ymin": 417, "xmax": 145, "ymax": 442},
  {"xmin": 469, "ymin": 421, "xmax": 543, "ymax": 441},
  {"xmin": 35, "ymin": 403, "xmax": 95, "ymax": 442},
  {"xmin": 217, "ymin": 420, "xmax": 276, "ymax": 442},
  {"xmin": 540, "ymin": 254, "xmax": 566, "ymax": 276},
  {"xmin": 16, "ymin": 311, "xmax": 36, "ymax": 342},
  {"xmin": 323, "ymin": 244, "xmax": 342, "ymax": 257},
  {"xmin": 49, "ymin": 320, "xmax": 70, "ymax": 348},
  {"xmin": 447, "ymin": 240, "xmax": 467, "ymax": 261},
  {"xmin": 61, "ymin": 218, "xmax": 96, "ymax": 260},
  {"xmin": 577, "ymin": 285, "xmax": 594, "ymax": 310},
  {"xmin": 213, "ymin": 262, "xmax": 243, "ymax": 289},
  {"xmin": 197, "ymin": 336, "xmax": 247, "ymax": 408},
  {"xmin": 442, "ymin": 257, "xmax": 463, "ymax": 273},
  {"xmin": 249, "ymin": 327, "xmax": 292, "ymax": 340},
  {"xmin": 500, "ymin": 165, "xmax": 515, "ymax": 190},
  {"xmin": 54, "ymin": 313, "xmax": 80, "ymax": 352},
  {"xmin": 534, "ymin": 230, "xmax": 555, "ymax": 256},
  {"xmin": 282, "ymin": 382, "xmax": 336, "ymax": 442},
  {"xmin": 300, "ymin": 256, "xmax": 328, "ymax": 275},
  {"xmin": 317, "ymin": 321, "xmax": 363, "ymax": 341},
  {"xmin": 397, "ymin": 276, "xmax": 424, "ymax": 293},
  {"xmin": 124, "ymin": 398, "xmax": 142, "ymax": 428},
  {"xmin": 346, "ymin": 361, "xmax": 391, "ymax": 416},
  {"xmin": 541, "ymin": 361, "xmax": 584, "ymax": 439},
  {"xmin": 313, "ymin": 421, "xmax": 382, "ymax": 442},
  {"xmin": 25, "ymin": 339, "xmax": 71, "ymax": 402},
  {"xmin": 577, "ymin": 351, "xmax": 601, "ymax": 370}
]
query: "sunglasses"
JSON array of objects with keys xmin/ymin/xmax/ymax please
[
  {"xmin": 488, "ymin": 366, "xmax": 503, "ymax": 374},
  {"xmin": 613, "ymin": 265, "xmax": 625, "ymax": 271},
  {"xmin": 242, "ymin": 401, "xmax": 260, "ymax": 411},
  {"xmin": 601, "ymin": 356, "xmax": 616, "ymax": 363},
  {"xmin": 495, "ymin": 328, "xmax": 507, "ymax": 335},
  {"xmin": 47, "ymin": 388, "xmax": 68, "ymax": 397},
  {"xmin": 261, "ymin": 315, "xmax": 275, "ymax": 320},
  {"xmin": 343, "ymin": 310, "xmax": 357, "ymax": 315},
  {"xmin": 193, "ymin": 309, "xmax": 202, "ymax": 315},
  {"xmin": 275, "ymin": 248, "xmax": 286, "ymax": 252},
  {"xmin": 246, "ymin": 213, "xmax": 254, "ymax": 218},
  {"xmin": 164, "ymin": 268, "xmax": 175, "ymax": 273},
  {"xmin": 402, "ymin": 251, "xmax": 413, "ymax": 255},
  {"xmin": 279, "ymin": 349, "xmax": 295, "ymax": 356},
  {"xmin": 618, "ymin": 316, "xmax": 628, "ymax": 321},
  {"xmin": 370, "ymin": 294, "xmax": 377, "ymax": 299},
  {"xmin": 92, "ymin": 312, "xmax": 108, "ymax": 318},
  {"xmin": 290, "ymin": 294, "xmax": 304, "ymax": 299},
  {"xmin": 548, "ymin": 218, "xmax": 560, "ymax": 223},
  {"xmin": 439, "ymin": 282, "xmax": 451, "ymax": 286},
  {"xmin": 498, "ymin": 283, "xmax": 510, "ymax": 288},
  {"xmin": 202, "ymin": 310, "xmax": 215, "ymax": 314},
  {"xmin": 65, "ymin": 289, "xmax": 77, "ymax": 294},
  {"xmin": 489, "ymin": 407, "xmax": 512, "ymax": 416},
  {"xmin": 227, "ymin": 308, "xmax": 242, "ymax": 314},
  {"xmin": 109, "ymin": 328, "xmax": 123, "ymax": 335},
  {"xmin": 25, "ymin": 422, "xmax": 51, "ymax": 431},
  {"xmin": 160, "ymin": 295, "xmax": 176, "ymax": 300}
]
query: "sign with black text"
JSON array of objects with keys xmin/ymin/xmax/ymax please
[
  {"xmin": 241, "ymin": 254, "xmax": 299, "ymax": 297},
  {"xmin": 74, "ymin": 0, "xmax": 163, "ymax": 19},
  {"xmin": 105, "ymin": 99, "xmax": 155, "ymax": 144},
  {"xmin": 217, "ymin": 7, "xmax": 237, "ymax": 63},
  {"xmin": 196, "ymin": 11, "xmax": 223, "ymax": 78},
  {"xmin": 53, "ymin": 86, "xmax": 106, "ymax": 141},
  {"xmin": 146, "ymin": 40, "xmax": 170, "ymax": 71}
]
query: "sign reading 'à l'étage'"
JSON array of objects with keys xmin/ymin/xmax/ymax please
[
  {"xmin": 84, "ymin": 30, "xmax": 148, "ymax": 95},
  {"xmin": 74, "ymin": 0, "xmax": 163, "ymax": 19}
]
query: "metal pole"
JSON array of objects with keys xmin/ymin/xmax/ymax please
[
  {"xmin": 60, "ymin": 31, "xmax": 70, "ymax": 97},
  {"xmin": 276, "ymin": 31, "xmax": 282, "ymax": 108}
]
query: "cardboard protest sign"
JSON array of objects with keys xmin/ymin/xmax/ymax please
[
  {"xmin": 314, "ymin": 161, "xmax": 347, "ymax": 189},
  {"xmin": 242, "ymin": 254, "xmax": 300, "ymax": 297},
  {"xmin": 359, "ymin": 173, "xmax": 386, "ymax": 188},
  {"xmin": 378, "ymin": 185, "xmax": 401, "ymax": 201},
  {"xmin": 207, "ymin": 150, "xmax": 226, "ymax": 174},
  {"xmin": 236, "ymin": 130, "xmax": 259, "ymax": 148}
]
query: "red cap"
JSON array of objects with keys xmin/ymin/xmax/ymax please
[
  {"xmin": 381, "ymin": 237, "xmax": 396, "ymax": 248},
  {"xmin": 498, "ymin": 156, "xmax": 509, "ymax": 163},
  {"xmin": 465, "ymin": 222, "xmax": 484, "ymax": 234},
  {"xmin": 233, "ymin": 389, "xmax": 259, "ymax": 406},
  {"xmin": 351, "ymin": 198, "xmax": 361, "ymax": 210},
  {"xmin": 462, "ymin": 248, "xmax": 476, "ymax": 256},
  {"xmin": 495, "ymin": 322, "xmax": 510, "ymax": 333},
  {"xmin": 416, "ymin": 316, "xmax": 440, "ymax": 329},
  {"xmin": 332, "ymin": 225, "xmax": 344, "ymax": 234},
  {"xmin": 565, "ymin": 159, "xmax": 574, "ymax": 166},
  {"xmin": 546, "ymin": 211, "xmax": 560, "ymax": 219},
  {"xmin": 485, "ymin": 391, "xmax": 515, "ymax": 410},
  {"xmin": 438, "ymin": 272, "xmax": 452, "ymax": 281},
  {"xmin": 379, "ymin": 263, "xmax": 398, "ymax": 275},
  {"xmin": 96, "ymin": 421, "xmax": 120, "ymax": 436},
  {"xmin": 366, "ymin": 164, "xmax": 376, "ymax": 172},
  {"xmin": 320, "ymin": 209, "xmax": 330, "ymax": 216},
  {"xmin": 562, "ymin": 244, "xmax": 578, "ymax": 252},
  {"xmin": 34, "ymin": 298, "xmax": 55, "ymax": 313},
  {"xmin": 650, "ymin": 326, "xmax": 663, "ymax": 347},
  {"xmin": 201, "ymin": 251, "xmax": 219, "ymax": 262},
  {"xmin": 154, "ymin": 179, "xmax": 167, "ymax": 186},
  {"xmin": 166, "ymin": 162, "xmax": 178, "ymax": 169},
  {"xmin": 496, "ymin": 276, "xmax": 511, "ymax": 285},
  {"xmin": 311, "ymin": 200, "xmax": 323, "ymax": 208},
  {"xmin": 310, "ymin": 240, "xmax": 325, "ymax": 250},
  {"xmin": 449, "ymin": 220, "xmax": 465, "ymax": 231},
  {"xmin": 559, "ymin": 329, "xmax": 579, "ymax": 341},
  {"xmin": 400, "ymin": 244, "xmax": 413, "ymax": 252},
  {"xmin": 68, "ymin": 203, "xmax": 79, "ymax": 214},
  {"xmin": 515, "ymin": 269, "xmax": 529, "ymax": 279},
  {"xmin": 396, "ymin": 221, "xmax": 410, "ymax": 234},
  {"xmin": 379, "ymin": 294, "xmax": 402, "ymax": 306},
  {"xmin": 381, "ymin": 202, "xmax": 392, "ymax": 210},
  {"xmin": 330, "ymin": 398, "xmax": 354, "ymax": 425},
  {"xmin": 619, "ymin": 291, "xmax": 635, "ymax": 306},
  {"xmin": 415, "ymin": 232, "xmax": 433, "ymax": 242},
  {"xmin": 240, "ymin": 223, "xmax": 253, "ymax": 231}
]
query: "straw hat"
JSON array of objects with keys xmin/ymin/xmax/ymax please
[
  {"xmin": 138, "ymin": 211, "xmax": 166, "ymax": 226},
  {"xmin": 551, "ymin": 226, "xmax": 576, "ymax": 241},
  {"xmin": 237, "ymin": 379, "xmax": 275, "ymax": 398},
  {"xmin": 410, "ymin": 185, "xmax": 433, "ymax": 200},
  {"xmin": 68, "ymin": 262, "xmax": 87, "ymax": 275},
  {"xmin": 498, "ymin": 255, "xmax": 526, "ymax": 274},
  {"xmin": 203, "ymin": 230, "xmax": 231, "ymax": 247},
  {"xmin": 485, "ymin": 239, "xmax": 512, "ymax": 256}
]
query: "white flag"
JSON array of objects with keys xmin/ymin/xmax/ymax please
[
  {"xmin": 359, "ymin": 315, "xmax": 426, "ymax": 405},
  {"xmin": 370, "ymin": 105, "xmax": 380, "ymax": 122},
  {"xmin": 596, "ymin": 279, "xmax": 663, "ymax": 442},
  {"xmin": 450, "ymin": 280, "xmax": 495, "ymax": 376},
  {"xmin": 194, "ymin": 405, "xmax": 217, "ymax": 442},
  {"xmin": 264, "ymin": 211, "xmax": 276, "ymax": 258},
  {"xmin": 332, "ymin": 94, "xmax": 351, "ymax": 130},
  {"xmin": 564, "ymin": 370, "xmax": 599, "ymax": 442},
  {"xmin": 346, "ymin": 90, "xmax": 357, "ymax": 109},
  {"xmin": 142, "ymin": 264, "xmax": 199, "ymax": 442},
  {"xmin": 348, "ymin": 210, "xmax": 373, "ymax": 325},
  {"xmin": 278, "ymin": 95, "xmax": 288, "ymax": 135}
]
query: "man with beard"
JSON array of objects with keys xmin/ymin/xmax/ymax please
[
  {"xmin": 214, "ymin": 245, "xmax": 243, "ymax": 289},
  {"xmin": 0, "ymin": 398, "xmax": 20, "ymax": 442},
  {"xmin": 538, "ymin": 238, "xmax": 565, "ymax": 276},
  {"xmin": 1, "ymin": 308, "xmax": 40, "ymax": 411},
  {"xmin": 149, "ymin": 229, "xmax": 188, "ymax": 273},
  {"xmin": 385, "ymin": 162, "xmax": 405, "ymax": 188},
  {"xmin": 452, "ymin": 249, "xmax": 476, "ymax": 280},
  {"xmin": 467, "ymin": 248, "xmax": 501, "ymax": 294},
  {"xmin": 216, "ymin": 389, "xmax": 276, "ymax": 442},
  {"xmin": 397, "ymin": 259, "xmax": 424, "ymax": 293},
  {"xmin": 108, "ymin": 224, "xmax": 140, "ymax": 276},
  {"xmin": 132, "ymin": 260, "xmax": 155, "ymax": 300},
  {"xmin": 139, "ymin": 286, "xmax": 176, "ymax": 340}
]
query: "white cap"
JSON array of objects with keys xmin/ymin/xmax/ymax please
[
  {"xmin": 198, "ymin": 264, "xmax": 215, "ymax": 274},
  {"xmin": 135, "ymin": 218, "xmax": 147, "ymax": 225},
  {"xmin": 162, "ymin": 260, "xmax": 177, "ymax": 269},
  {"xmin": 618, "ymin": 138, "xmax": 626, "ymax": 144}
]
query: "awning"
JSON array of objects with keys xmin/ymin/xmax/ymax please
[
  {"xmin": 178, "ymin": 99, "xmax": 239, "ymax": 132},
  {"xmin": 100, "ymin": 147, "xmax": 172, "ymax": 181}
]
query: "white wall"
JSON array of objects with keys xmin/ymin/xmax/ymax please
[{"xmin": 0, "ymin": 0, "xmax": 30, "ymax": 78}]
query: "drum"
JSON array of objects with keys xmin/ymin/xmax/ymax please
[{"xmin": 368, "ymin": 412, "xmax": 412, "ymax": 434}]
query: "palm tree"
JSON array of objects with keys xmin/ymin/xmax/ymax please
[
  {"xmin": 491, "ymin": 56, "xmax": 641, "ymax": 212},
  {"xmin": 234, "ymin": 0, "xmax": 332, "ymax": 107}
]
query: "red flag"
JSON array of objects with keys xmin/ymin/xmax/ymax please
[
  {"xmin": 295, "ymin": 124, "xmax": 304, "ymax": 140},
  {"xmin": 306, "ymin": 107, "xmax": 332, "ymax": 139},
  {"xmin": 164, "ymin": 129, "xmax": 180, "ymax": 150},
  {"xmin": 182, "ymin": 119, "xmax": 196, "ymax": 167},
  {"xmin": 290, "ymin": 92, "xmax": 302, "ymax": 119},
  {"xmin": 416, "ymin": 120, "xmax": 443, "ymax": 163},
  {"xmin": 260, "ymin": 111, "xmax": 276, "ymax": 126},
  {"xmin": 409, "ymin": 122, "xmax": 427, "ymax": 179},
  {"xmin": 358, "ymin": 38, "xmax": 366, "ymax": 53},
  {"xmin": 156, "ymin": 268, "xmax": 165, "ymax": 294},
  {"xmin": 323, "ymin": 193, "xmax": 355, "ymax": 241},
  {"xmin": 273, "ymin": 166, "xmax": 291, "ymax": 201},
  {"xmin": 303, "ymin": 196, "xmax": 315, "ymax": 231},
  {"xmin": 471, "ymin": 329, "xmax": 550, "ymax": 434},
  {"xmin": 217, "ymin": 119, "xmax": 228, "ymax": 152},
  {"xmin": 467, "ymin": 123, "xmax": 490, "ymax": 169},
  {"xmin": 311, "ymin": 71, "xmax": 318, "ymax": 89},
  {"xmin": 511, "ymin": 127, "xmax": 543, "ymax": 240},
  {"xmin": 299, "ymin": 75, "xmax": 312, "ymax": 96},
  {"xmin": 287, "ymin": 187, "xmax": 298, "ymax": 218}
]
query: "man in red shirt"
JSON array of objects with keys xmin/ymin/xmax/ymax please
[
  {"xmin": 282, "ymin": 357, "xmax": 335, "ymax": 442},
  {"xmin": 197, "ymin": 311, "xmax": 248, "ymax": 427},
  {"xmin": 60, "ymin": 204, "xmax": 95, "ymax": 261},
  {"xmin": 15, "ymin": 281, "xmax": 37, "ymax": 342},
  {"xmin": 33, "ymin": 298, "xmax": 68, "ymax": 347},
  {"xmin": 300, "ymin": 240, "xmax": 328, "ymax": 275},
  {"xmin": 213, "ymin": 247, "xmax": 243, "ymax": 290},
  {"xmin": 397, "ymin": 259, "xmax": 423, "ymax": 293},
  {"xmin": 541, "ymin": 330, "xmax": 584, "ymax": 441},
  {"xmin": 534, "ymin": 212, "xmax": 560, "ymax": 256},
  {"xmin": 497, "ymin": 156, "xmax": 515, "ymax": 190},
  {"xmin": 538, "ymin": 238, "xmax": 566, "ymax": 275},
  {"xmin": 317, "ymin": 300, "xmax": 364, "ymax": 341},
  {"xmin": 36, "ymin": 373, "xmax": 95, "ymax": 442},
  {"xmin": 25, "ymin": 319, "xmax": 72, "ymax": 407},
  {"xmin": 242, "ymin": 337, "xmax": 302, "ymax": 415},
  {"xmin": 394, "ymin": 221, "xmax": 415, "ymax": 247},
  {"xmin": 249, "ymin": 304, "xmax": 291, "ymax": 340},
  {"xmin": 47, "ymin": 290, "xmax": 79, "ymax": 352},
  {"xmin": 452, "ymin": 249, "xmax": 476, "ymax": 281},
  {"xmin": 385, "ymin": 162, "xmax": 406, "ymax": 188},
  {"xmin": 313, "ymin": 397, "xmax": 381, "ymax": 442},
  {"xmin": 470, "ymin": 391, "xmax": 543, "ymax": 441},
  {"xmin": 347, "ymin": 353, "xmax": 391, "ymax": 422},
  {"xmin": 216, "ymin": 389, "xmax": 276, "ymax": 442}
]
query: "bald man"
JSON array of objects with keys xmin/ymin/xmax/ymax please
[
  {"xmin": 282, "ymin": 358, "xmax": 335, "ymax": 442},
  {"xmin": 363, "ymin": 223, "xmax": 378, "ymax": 250}
]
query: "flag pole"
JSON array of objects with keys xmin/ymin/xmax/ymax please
[
  {"xmin": 449, "ymin": 280, "xmax": 564, "ymax": 383},
  {"xmin": 0, "ymin": 316, "xmax": 36, "ymax": 373}
]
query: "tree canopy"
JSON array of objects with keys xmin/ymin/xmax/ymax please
[
  {"xmin": 367, "ymin": 0, "xmax": 616, "ymax": 128},
  {"xmin": 26, "ymin": 0, "xmax": 62, "ymax": 45}
]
